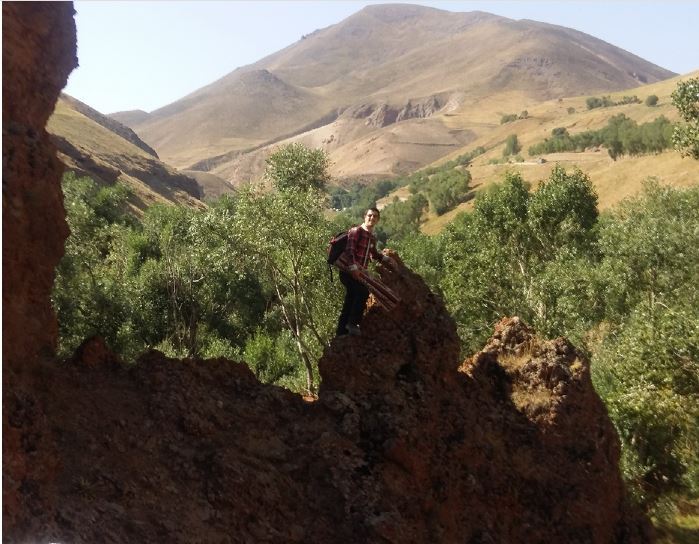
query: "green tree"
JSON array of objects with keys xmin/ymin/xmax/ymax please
[
  {"xmin": 645, "ymin": 95, "xmax": 659, "ymax": 107},
  {"xmin": 231, "ymin": 186, "xmax": 336, "ymax": 394},
  {"xmin": 591, "ymin": 182, "xmax": 699, "ymax": 509},
  {"xmin": 440, "ymin": 167, "xmax": 599, "ymax": 351},
  {"xmin": 52, "ymin": 174, "xmax": 137, "ymax": 357},
  {"xmin": 378, "ymin": 193, "xmax": 428, "ymax": 242},
  {"xmin": 671, "ymin": 77, "xmax": 699, "ymax": 159},
  {"xmin": 503, "ymin": 134, "xmax": 521, "ymax": 157},
  {"xmin": 265, "ymin": 142, "xmax": 331, "ymax": 191}
]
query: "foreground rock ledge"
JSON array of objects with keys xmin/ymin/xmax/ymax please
[{"xmin": 6, "ymin": 257, "xmax": 652, "ymax": 543}]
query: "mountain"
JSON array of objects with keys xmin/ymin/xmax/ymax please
[
  {"xmin": 119, "ymin": 3, "xmax": 675, "ymax": 184},
  {"xmin": 47, "ymin": 95, "xmax": 234, "ymax": 209}
]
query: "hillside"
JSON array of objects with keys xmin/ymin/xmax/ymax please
[
  {"xmin": 47, "ymin": 95, "xmax": 234, "ymax": 210},
  {"xmin": 398, "ymin": 71, "xmax": 699, "ymax": 234},
  {"xmin": 119, "ymin": 3, "xmax": 675, "ymax": 180}
]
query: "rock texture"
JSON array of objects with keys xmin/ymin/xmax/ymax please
[
  {"xmin": 2, "ymin": 1, "xmax": 76, "ymax": 368},
  {"xmin": 2, "ymin": 4, "xmax": 653, "ymax": 543},
  {"xmin": 2, "ymin": 0, "xmax": 77, "ymax": 533},
  {"xmin": 5, "ymin": 255, "xmax": 653, "ymax": 543}
]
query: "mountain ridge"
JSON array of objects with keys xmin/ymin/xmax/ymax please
[{"xmin": 118, "ymin": 3, "xmax": 675, "ymax": 178}]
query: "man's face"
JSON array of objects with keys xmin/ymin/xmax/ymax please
[{"xmin": 364, "ymin": 210, "xmax": 379, "ymax": 229}]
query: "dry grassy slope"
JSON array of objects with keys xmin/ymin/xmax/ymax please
[
  {"xmin": 408, "ymin": 71, "xmax": 699, "ymax": 235},
  {"xmin": 47, "ymin": 98, "xmax": 233, "ymax": 212},
  {"xmin": 125, "ymin": 3, "xmax": 673, "ymax": 171}
]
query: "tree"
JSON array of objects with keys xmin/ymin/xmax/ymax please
[
  {"xmin": 503, "ymin": 134, "xmax": 521, "ymax": 157},
  {"xmin": 645, "ymin": 95, "xmax": 658, "ymax": 107},
  {"xmin": 592, "ymin": 183, "xmax": 699, "ymax": 508},
  {"xmin": 671, "ymin": 77, "xmax": 699, "ymax": 159},
  {"xmin": 440, "ymin": 168, "xmax": 599, "ymax": 351},
  {"xmin": 265, "ymin": 142, "xmax": 331, "ymax": 191},
  {"xmin": 52, "ymin": 174, "xmax": 135, "ymax": 357},
  {"xmin": 378, "ymin": 193, "xmax": 428, "ymax": 242},
  {"xmin": 231, "ymin": 186, "xmax": 337, "ymax": 394}
]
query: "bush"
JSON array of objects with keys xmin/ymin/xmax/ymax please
[
  {"xmin": 645, "ymin": 95, "xmax": 659, "ymax": 107},
  {"xmin": 500, "ymin": 113, "xmax": 518, "ymax": 124},
  {"xmin": 503, "ymin": 134, "xmax": 521, "ymax": 157}
]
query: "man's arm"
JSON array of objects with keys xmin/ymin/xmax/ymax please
[{"xmin": 346, "ymin": 227, "xmax": 360, "ymax": 273}]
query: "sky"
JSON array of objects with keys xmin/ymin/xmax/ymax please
[{"xmin": 64, "ymin": 1, "xmax": 699, "ymax": 115}]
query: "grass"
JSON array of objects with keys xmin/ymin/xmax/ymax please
[
  {"xmin": 656, "ymin": 499, "xmax": 699, "ymax": 544},
  {"xmin": 411, "ymin": 71, "xmax": 699, "ymax": 235}
]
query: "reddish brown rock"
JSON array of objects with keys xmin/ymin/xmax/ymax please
[{"xmin": 3, "ymin": 2, "xmax": 77, "ymax": 537}]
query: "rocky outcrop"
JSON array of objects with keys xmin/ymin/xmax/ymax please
[
  {"xmin": 395, "ymin": 95, "xmax": 444, "ymax": 122},
  {"xmin": 5, "ymin": 254, "xmax": 653, "ymax": 543},
  {"xmin": 2, "ymin": 1, "xmax": 77, "ymax": 534},
  {"xmin": 344, "ymin": 95, "xmax": 445, "ymax": 128},
  {"xmin": 2, "ymin": 2, "xmax": 77, "ymax": 369}
]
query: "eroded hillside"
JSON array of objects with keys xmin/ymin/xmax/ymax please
[
  {"xmin": 120, "ymin": 3, "xmax": 674, "ymax": 178},
  {"xmin": 3, "ymin": 4, "xmax": 654, "ymax": 543}
]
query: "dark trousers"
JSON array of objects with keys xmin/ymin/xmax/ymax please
[{"xmin": 336, "ymin": 271, "xmax": 370, "ymax": 336}]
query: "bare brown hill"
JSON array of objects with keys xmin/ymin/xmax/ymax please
[
  {"xmin": 4, "ymin": 5, "xmax": 654, "ymax": 542},
  {"xmin": 122, "ymin": 3, "xmax": 674, "ymax": 181},
  {"xmin": 47, "ymin": 95, "xmax": 234, "ymax": 210},
  {"xmin": 60, "ymin": 93, "xmax": 159, "ymax": 157},
  {"xmin": 109, "ymin": 108, "xmax": 151, "ymax": 127}
]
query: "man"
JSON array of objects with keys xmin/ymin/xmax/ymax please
[{"xmin": 335, "ymin": 207, "xmax": 393, "ymax": 337}]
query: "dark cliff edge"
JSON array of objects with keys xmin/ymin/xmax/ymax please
[{"xmin": 3, "ymin": 3, "xmax": 653, "ymax": 543}]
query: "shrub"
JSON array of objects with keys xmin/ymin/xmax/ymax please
[
  {"xmin": 645, "ymin": 95, "xmax": 659, "ymax": 107},
  {"xmin": 500, "ymin": 113, "xmax": 518, "ymax": 124}
]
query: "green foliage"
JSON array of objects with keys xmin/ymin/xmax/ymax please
[
  {"xmin": 646, "ymin": 95, "xmax": 659, "ymax": 107},
  {"xmin": 243, "ymin": 329, "xmax": 301, "ymax": 386},
  {"xmin": 503, "ymin": 134, "xmax": 521, "ymax": 157},
  {"xmin": 231, "ymin": 186, "xmax": 337, "ymax": 393},
  {"xmin": 441, "ymin": 166, "xmax": 599, "ymax": 351},
  {"xmin": 329, "ymin": 179, "xmax": 398, "ymax": 216},
  {"xmin": 265, "ymin": 142, "xmax": 330, "ymax": 191},
  {"xmin": 592, "ymin": 298, "xmax": 699, "ymax": 508},
  {"xmin": 500, "ymin": 113, "xmax": 518, "ymax": 124},
  {"xmin": 528, "ymin": 114, "xmax": 674, "ymax": 159},
  {"xmin": 519, "ymin": 110, "xmax": 529, "ymax": 119},
  {"xmin": 377, "ymin": 193, "xmax": 428, "ymax": 242},
  {"xmin": 392, "ymin": 232, "xmax": 444, "ymax": 293},
  {"xmin": 436, "ymin": 173, "xmax": 698, "ymax": 511},
  {"xmin": 587, "ymin": 96, "xmax": 616, "ymax": 110},
  {"xmin": 671, "ymin": 77, "xmax": 699, "ymax": 159},
  {"xmin": 587, "ymin": 95, "xmax": 640, "ymax": 110}
]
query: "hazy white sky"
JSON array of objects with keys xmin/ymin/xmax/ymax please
[{"xmin": 64, "ymin": 1, "xmax": 699, "ymax": 114}]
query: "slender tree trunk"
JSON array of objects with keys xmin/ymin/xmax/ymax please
[{"xmin": 273, "ymin": 276, "xmax": 315, "ymax": 394}]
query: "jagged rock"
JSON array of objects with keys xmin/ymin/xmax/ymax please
[{"xmin": 395, "ymin": 95, "xmax": 443, "ymax": 122}]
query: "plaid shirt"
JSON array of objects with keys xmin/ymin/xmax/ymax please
[{"xmin": 337, "ymin": 225, "xmax": 385, "ymax": 272}]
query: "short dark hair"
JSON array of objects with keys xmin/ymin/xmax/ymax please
[{"xmin": 366, "ymin": 207, "xmax": 380, "ymax": 218}]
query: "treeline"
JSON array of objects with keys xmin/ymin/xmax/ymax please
[
  {"xmin": 330, "ymin": 146, "xmax": 485, "ymax": 222},
  {"xmin": 587, "ymin": 95, "xmax": 641, "ymax": 109},
  {"xmin": 528, "ymin": 114, "xmax": 674, "ymax": 159},
  {"xmin": 54, "ymin": 145, "xmax": 347, "ymax": 394},
  {"xmin": 392, "ymin": 170, "xmax": 699, "ymax": 516}
]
